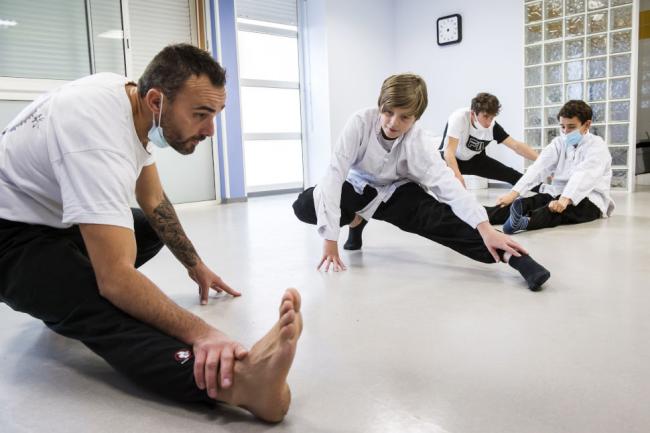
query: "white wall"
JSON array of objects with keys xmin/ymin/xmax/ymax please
[
  {"xmin": 393, "ymin": 0, "xmax": 525, "ymax": 172},
  {"xmin": 302, "ymin": 0, "xmax": 526, "ymax": 183},
  {"xmin": 302, "ymin": 0, "xmax": 394, "ymax": 186},
  {"xmin": 300, "ymin": 0, "xmax": 332, "ymax": 187},
  {"xmin": 324, "ymin": 0, "xmax": 395, "ymax": 156}
]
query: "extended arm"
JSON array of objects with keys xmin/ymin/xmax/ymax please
[
  {"xmin": 79, "ymin": 223, "xmax": 247, "ymax": 399},
  {"xmin": 136, "ymin": 164, "xmax": 240, "ymax": 303},
  {"xmin": 502, "ymin": 136, "xmax": 539, "ymax": 161},
  {"xmin": 443, "ymin": 136, "xmax": 466, "ymax": 188}
]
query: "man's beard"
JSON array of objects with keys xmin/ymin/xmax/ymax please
[{"xmin": 161, "ymin": 111, "xmax": 206, "ymax": 155}]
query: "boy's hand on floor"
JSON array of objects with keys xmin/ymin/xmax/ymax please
[{"xmin": 318, "ymin": 240, "xmax": 347, "ymax": 272}]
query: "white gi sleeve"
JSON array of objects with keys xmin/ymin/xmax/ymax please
[
  {"xmin": 408, "ymin": 129, "xmax": 488, "ymax": 228},
  {"xmin": 512, "ymin": 139, "xmax": 561, "ymax": 195},
  {"xmin": 314, "ymin": 113, "xmax": 363, "ymax": 241},
  {"xmin": 561, "ymin": 143, "xmax": 612, "ymax": 205}
]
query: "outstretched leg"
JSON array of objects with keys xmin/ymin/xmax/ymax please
[
  {"xmin": 217, "ymin": 289, "xmax": 303, "ymax": 422},
  {"xmin": 501, "ymin": 194, "xmax": 600, "ymax": 233},
  {"xmin": 457, "ymin": 151, "xmax": 524, "ymax": 186},
  {"xmin": 372, "ymin": 183, "xmax": 550, "ymax": 291},
  {"xmin": 526, "ymin": 198, "xmax": 602, "ymax": 231},
  {"xmin": 0, "ymin": 217, "xmax": 303, "ymax": 421},
  {"xmin": 486, "ymin": 194, "xmax": 553, "ymax": 226}
]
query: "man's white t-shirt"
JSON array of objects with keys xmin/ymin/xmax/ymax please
[
  {"xmin": 0, "ymin": 73, "xmax": 155, "ymax": 229},
  {"xmin": 440, "ymin": 107, "xmax": 510, "ymax": 161}
]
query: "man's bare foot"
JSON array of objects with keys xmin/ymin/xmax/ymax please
[
  {"xmin": 349, "ymin": 214, "xmax": 364, "ymax": 228},
  {"xmin": 218, "ymin": 288, "xmax": 303, "ymax": 422}
]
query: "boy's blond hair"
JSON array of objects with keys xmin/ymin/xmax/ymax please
[{"xmin": 377, "ymin": 73, "xmax": 428, "ymax": 120}]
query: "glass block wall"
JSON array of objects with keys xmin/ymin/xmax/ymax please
[{"xmin": 524, "ymin": 0, "xmax": 634, "ymax": 188}]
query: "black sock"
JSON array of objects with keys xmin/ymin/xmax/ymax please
[
  {"xmin": 507, "ymin": 254, "xmax": 551, "ymax": 292},
  {"xmin": 343, "ymin": 219, "xmax": 368, "ymax": 250}
]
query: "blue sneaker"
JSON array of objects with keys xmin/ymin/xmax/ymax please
[{"xmin": 503, "ymin": 198, "xmax": 529, "ymax": 234}]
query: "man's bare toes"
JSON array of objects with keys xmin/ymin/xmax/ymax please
[
  {"xmin": 279, "ymin": 322, "xmax": 296, "ymax": 340},
  {"xmin": 284, "ymin": 288, "xmax": 301, "ymax": 312},
  {"xmin": 280, "ymin": 299, "xmax": 294, "ymax": 316},
  {"xmin": 279, "ymin": 309, "xmax": 295, "ymax": 328}
]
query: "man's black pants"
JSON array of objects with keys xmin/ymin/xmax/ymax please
[
  {"xmin": 0, "ymin": 210, "xmax": 212, "ymax": 405},
  {"xmin": 292, "ymin": 182, "xmax": 498, "ymax": 264},
  {"xmin": 485, "ymin": 193, "xmax": 602, "ymax": 230}
]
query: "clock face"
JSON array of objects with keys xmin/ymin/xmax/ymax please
[{"xmin": 437, "ymin": 14, "xmax": 462, "ymax": 46}]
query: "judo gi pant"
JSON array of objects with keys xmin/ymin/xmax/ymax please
[
  {"xmin": 292, "ymin": 181, "xmax": 498, "ymax": 264},
  {"xmin": 485, "ymin": 193, "xmax": 602, "ymax": 230}
]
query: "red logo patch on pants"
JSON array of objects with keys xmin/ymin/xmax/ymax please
[{"xmin": 174, "ymin": 349, "xmax": 193, "ymax": 365}]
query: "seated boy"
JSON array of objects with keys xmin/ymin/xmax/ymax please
[
  {"xmin": 292, "ymin": 74, "xmax": 551, "ymax": 291},
  {"xmin": 486, "ymin": 100, "xmax": 615, "ymax": 233}
]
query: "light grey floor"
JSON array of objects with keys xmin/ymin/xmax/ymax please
[{"xmin": 1, "ymin": 188, "xmax": 649, "ymax": 433}]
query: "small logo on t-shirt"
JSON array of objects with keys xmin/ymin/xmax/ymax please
[
  {"xmin": 3, "ymin": 109, "xmax": 44, "ymax": 136},
  {"xmin": 466, "ymin": 136, "xmax": 491, "ymax": 152},
  {"xmin": 31, "ymin": 113, "xmax": 44, "ymax": 128},
  {"xmin": 174, "ymin": 349, "xmax": 193, "ymax": 365}
]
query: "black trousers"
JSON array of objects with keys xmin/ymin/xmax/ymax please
[
  {"xmin": 0, "ymin": 210, "xmax": 212, "ymax": 405},
  {"xmin": 450, "ymin": 151, "xmax": 524, "ymax": 186},
  {"xmin": 292, "ymin": 182, "xmax": 498, "ymax": 264},
  {"xmin": 485, "ymin": 193, "xmax": 602, "ymax": 230}
]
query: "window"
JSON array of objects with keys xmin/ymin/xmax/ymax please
[
  {"xmin": 236, "ymin": 0, "xmax": 303, "ymax": 193},
  {"xmin": 0, "ymin": 0, "xmax": 125, "ymax": 80},
  {"xmin": 0, "ymin": 0, "xmax": 217, "ymax": 204},
  {"xmin": 127, "ymin": 0, "xmax": 194, "ymax": 79},
  {"xmin": 0, "ymin": 0, "xmax": 199, "ymax": 91}
]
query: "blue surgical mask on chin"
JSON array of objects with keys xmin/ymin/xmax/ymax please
[
  {"xmin": 562, "ymin": 129, "xmax": 583, "ymax": 147},
  {"xmin": 147, "ymin": 93, "xmax": 170, "ymax": 148}
]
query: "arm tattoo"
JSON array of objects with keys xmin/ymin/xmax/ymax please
[{"xmin": 147, "ymin": 193, "xmax": 199, "ymax": 268}]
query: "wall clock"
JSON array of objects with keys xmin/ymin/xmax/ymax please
[{"xmin": 437, "ymin": 14, "xmax": 462, "ymax": 46}]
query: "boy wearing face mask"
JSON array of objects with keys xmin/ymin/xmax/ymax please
[
  {"xmin": 439, "ymin": 92, "xmax": 539, "ymax": 189},
  {"xmin": 486, "ymin": 100, "xmax": 615, "ymax": 233},
  {"xmin": 292, "ymin": 74, "xmax": 551, "ymax": 291}
]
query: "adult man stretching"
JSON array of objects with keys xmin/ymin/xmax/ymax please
[{"xmin": 0, "ymin": 44, "xmax": 301, "ymax": 422}]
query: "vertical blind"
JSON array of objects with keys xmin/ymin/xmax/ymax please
[
  {"xmin": 0, "ymin": 0, "xmax": 91, "ymax": 80},
  {"xmin": 128, "ymin": 0, "xmax": 193, "ymax": 80},
  {"xmin": 236, "ymin": 0, "xmax": 297, "ymax": 26},
  {"xmin": 90, "ymin": 0, "xmax": 126, "ymax": 75}
]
